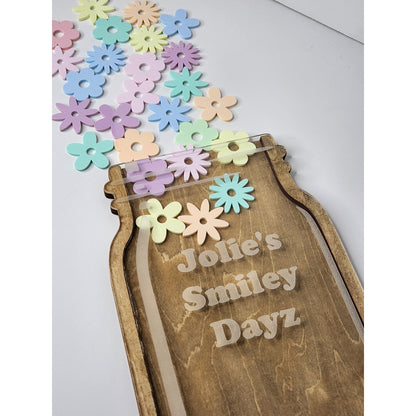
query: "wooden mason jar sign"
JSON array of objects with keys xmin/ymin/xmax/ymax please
[{"xmin": 104, "ymin": 134, "xmax": 364, "ymax": 416}]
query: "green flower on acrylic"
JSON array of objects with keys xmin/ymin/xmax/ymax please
[
  {"xmin": 164, "ymin": 68, "xmax": 208, "ymax": 102},
  {"xmin": 211, "ymin": 130, "xmax": 256, "ymax": 166},
  {"xmin": 175, "ymin": 119, "xmax": 218, "ymax": 149},
  {"xmin": 136, "ymin": 198, "xmax": 185, "ymax": 244},
  {"xmin": 93, "ymin": 16, "xmax": 132, "ymax": 45},
  {"xmin": 66, "ymin": 131, "xmax": 114, "ymax": 171}
]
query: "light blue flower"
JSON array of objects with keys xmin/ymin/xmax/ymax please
[
  {"xmin": 66, "ymin": 132, "xmax": 114, "ymax": 171},
  {"xmin": 160, "ymin": 9, "xmax": 200, "ymax": 40},
  {"xmin": 164, "ymin": 68, "xmax": 208, "ymax": 102},
  {"xmin": 209, "ymin": 174, "xmax": 255, "ymax": 214},
  {"xmin": 93, "ymin": 16, "xmax": 132, "ymax": 45},
  {"xmin": 148, "ymin": 97, "xmax": 191, "ymax": 132},
  {"xmin": 63, "ymin": 68, "xmax": 106, "ymax": 101},
  {"xmin": 85, "ymin": 43, "xmax": 126, "ymax": 75}
]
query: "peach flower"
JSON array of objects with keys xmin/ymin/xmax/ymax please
[
  {"xmin": 114, "ymin": 129, "xmax": 159, "ymax": 163},
  {"xmin": 179, "ymin": 199, "xmax": 229, "ymax": 245},
  {"xmin": 194, "ymin": 87, "xmax": 237, "ymax": 122},
  {"xmin": 123, "ymin": 0, "xmax": 160, "ymax": 27}
]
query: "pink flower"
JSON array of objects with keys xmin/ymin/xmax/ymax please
[
  {"xmin": 124, "ymin": 52, "xmax": 165, "ymax": 83},
  {"xmin": 117, "ymin": 79, "xmax": 160, "ymax": 114},
  {"xmin": 52, "ymin": 47, "xmax": 83, "ymax": 79},
  {"xmin": 52, "ymin": 20, "xmax": 80, "ymax": 50}
]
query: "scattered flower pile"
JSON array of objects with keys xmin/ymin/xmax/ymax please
[{"xmin": 52, "ymin": 0, "xmax": 257, "ymax": 245}]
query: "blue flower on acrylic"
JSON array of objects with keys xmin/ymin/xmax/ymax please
[
  {"xmin": 160, "ymin": 9, "xmax": 200, "ymax": 39},
  {"xmin": 63, "ymin": 68, "xmax": 106, "ymax": 101},
  {"xmin": 164, "ymin": 68, "xmax": 208, "ymax": 102},
  {"xmin": 148, "ymin": 97, "xmax": 191, "ymax": 132},
  {"xmin": 209, "ymin": 174, "xmax": 255, "ymax": 214},
  {"xmin": 85, "ymin": 43, "xmax": 127, "ymax": 75}
]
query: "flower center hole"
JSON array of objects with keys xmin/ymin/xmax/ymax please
[
  {"xmin": 174, "ymin": 20, "xmax": 182, "ymax": 26},
  {"xmin": 113, "ymin": 116, "xmax": 122, "ymax": 123},
  {"xmin": 211, "ymin": 100, "xmax": 220, "ymax": 108},
  {"xmin": 102, "ymin": 54, "xmax": 110, "ymax": 61},
  {"xmin": 139, "ymin": 63, "xmax": 150, "ymax": 71},
  {"xmin": 131, "ymin": 142, "xmax": 143, "ymax": 152},
  {"xmin": 157, "ymin": 215, "xmax": 167, "ymax": 223},
  {"xmin": 228, "ymin": 142, "xmax": 239, "ymax": 151},
  {"xmin": 191, "ymin": 133, "xmax": 203, "ymax": 142},
  {"xmin": 86, "ymin": 147, "xmax": 96, "ymax": 155},
  {"xmin": 177, "ymin": 52, "xmax": 185, "ymax": 59},
  {"xmin": 79, "ymin": 80, "xmax": 90, "ymax": 88},
  {"xmin": 166, "ymin": 110, "xmax": 173, "ymax": 116},
  {"xmin": 70, "ymin": 111, "xmax": 79, "ymax": 117},
  {"xmin": 138, "ymin": 9, "xmax": 145, "ymax": 15},
  {"xmin": 227, "ymin": 189, "xmax": 236, "ymax": 197},
  {"xmin": 144, "ymin": 36, "xmax": 151, "ymax": 42},
  {"xmin": 183, "ymin": 81, "xmax": 189, "ymax": 86},
  {"xmin": 57, "ymin": 59, "xmax": 63, "ymax": 65},
  {"xmin": 54, "ymin": 30, "xmax": 64, "ymax": 38},
  {"xmin": 134, "ymin": 91, "xmax": 143, "ymax": 98},
  {"xmin": 199, "ymin": 217, "xmax": 208, "ymax": 225},
  {"xmin": 89, "ymin": 5, "xmax": 95, "ymax": 10},
  {"xmin": 107, "ymin": 26, "xmax": 117, "ymax": 34},
  {"xmin": 184, "ymin": 157, "xmax": 193, "ymax": 165},
  {"xmin": 146, "ymin": 175, "xmax": 157, "ymax": 182}
]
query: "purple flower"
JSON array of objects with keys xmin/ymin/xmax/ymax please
[
  {"xmin": 94, "ymin": 103, "xmax": 140, "ymax": 138},
  {"xmin": 127, "ymin": 159, "xmax": 174, "ymax": 196},
  {"xmin": 52, "ymin": 97, "xmax": 99, "ymax": 133},
  {"xmin": 161, "ymin": 41, "xmax": 201, "ymax": 71}
]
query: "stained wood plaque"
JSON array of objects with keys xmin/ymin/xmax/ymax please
[{"xmin": 104, "ymin": 134, "xmax": 364, "ymax": 416}]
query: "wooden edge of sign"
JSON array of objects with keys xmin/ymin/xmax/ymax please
[
  {"xmin": 104, "ymin": 167, "xmax": 159, "ymax": 416},
  {"xmin": 260, "ymin": 134, "xmax": 364, "ymax": 323}
]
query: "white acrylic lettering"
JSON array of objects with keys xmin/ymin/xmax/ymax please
[
  {"xmin": 262, "ymin": 272, "xmax": 281, "ymax": 290},
  {"xmin": 182, "ymin": 286, "xmax": 206, "ymax": 311},
  {"xmin": 280, "ymin": 307, "xmax": 301, "ymax": 327},
  {"xmin": 241, "ymin": 240, "xmax": 259, "ymax": 256},
  {"xmin": 241, "ymin": 319, "xmax": 263, "ymax": 339},
  {"xmin": 205, "ymin": 284, "xmax": 241, "ymax": 306},
  {"xmin": 198, "ymin": 250, "xmax": 218, "ymax": 267},
  {"xmin": 265, "ymin": 233, "xmax": 282, "ymax": 251},
  {"xmin": 278, "ymin": 267, "xmax": 297, "ymax": 291},
  {"xmin": 258, "ymin": 312, "xmax": 280, "ymax": 339},
  {"xmin": 177, "ymin": 248, "xmax": 197, "ymax": 273},
  {"xmin": 210, "ymin": 319, "xmax": 241, "ymax": 347}
]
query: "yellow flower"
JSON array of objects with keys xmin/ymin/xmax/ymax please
[
  {"xmin": 130, "ymin": 25, "xmax": 168, "ymax": 53},
  {"xmin": 211, "ymin": 131, "xmax": 256, "ymax": 166},
  {"xmin": 72, "ymin": 0, "xmax": 114, "ymax": 24}
]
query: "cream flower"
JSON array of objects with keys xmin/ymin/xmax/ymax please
[{"xmin": 194, "ymin": 87, "xmax": 237, "ymax": 122}]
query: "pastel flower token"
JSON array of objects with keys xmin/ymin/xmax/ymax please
[
  {"xmin": 175, "ymin": 119, "xmax": 218, "ymax": 148},
  {"xmin": 160, "ymin": 9, "xmax": 200, "ymax": 39},
  {"xmin": 136, "ymin": 199, "xmax": 185, "ymax": 244},
  {"xmin": 72, "ymin": 0, "xmax": 114, "ymax": 24},
  {"xmin": 93, "ymin": 16, "xmax": 132, "ymax": 45},
  {"xmin": 211, "ymin": 131, "xmax": 256, "ymax": 166},
  {"xmin": 95, "ymin": 103, "xmax": 140, "ymax": 138},
  {"xmin": 114, "ymin": 129, "xmax": 159, "ymax": 162},
  {"xmin": 166, "ymin": 145, "xmax": 211, "ymax": 182},
  {"xmin": 66, "ymin": 131, "xmax": 113, "ymax": 171},
  {"xmin": 194, "ymin": 87, "xmax": 237, "ymax": 122},
  {"xmin": 129, "ymin": 25, "xmax": 168, "ymax": 53},
  {"xmin": 209, "ymin": 174, "xmax": 255, "ymax": 214},
  {"xmin": 123, "ymin": 0, "xmax": 161, "ymax": 27},
  {"xmin": 52, "ymin": 20, "xmax": 80, "ymax": 50},
  {"xmin": 53, "ymin": 97, "xmax": 99, "ymax": 134},
  {"xmin": 178, "ymin": 199, "xmax": 229, "ymax": 245},
  {"xmin": 86, "ymin": 43, "xmax": 127, "ymax": 74},
  {"xmin": 52, "ymin": 47, "xmax": 83, "ymax": 79},
  {"xmin": 148, "ymin": 97, "xmax": 191, "ymax": 132},
  {"xmin": 124, "ymin": 52, "xmax": 165, "ymax": 83},
  {"xmin": 117, "ymin": 79, "xmax": 159, "ymax": 114},
  {"xmin": 127, "ymin": 159, "xmax": 174, "ymax": 196},
  {"xmin": 162, "ymin": 41, "xmax": 201, "ymax": 71},
  {"xmin": 164, "ymin": 68, "xmax": 208, "ymax": 102},
  {"xmin": 63, "ymin": 68, "xmax": 106, "ymax": 101}
]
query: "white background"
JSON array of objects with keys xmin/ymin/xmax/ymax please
[{"xmin": 51, "ymin": 0, "xmax": 363, "ymax": 415}]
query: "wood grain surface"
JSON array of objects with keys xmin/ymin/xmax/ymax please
[{"xmin": 104, "ymin": 134, "xmax": 364, "ymax": 416}]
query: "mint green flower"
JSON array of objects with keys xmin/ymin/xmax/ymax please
[
  {"xmin": 175, "ymin": 119, "xmax": 218, "ymax": 149},
  {"xmin": 164, "ymin": 68, "xmax": 208, "ymax": 102},
  {"xmin": 93, "ymin": 16, "xmax": 132, "ymax": 45}
]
